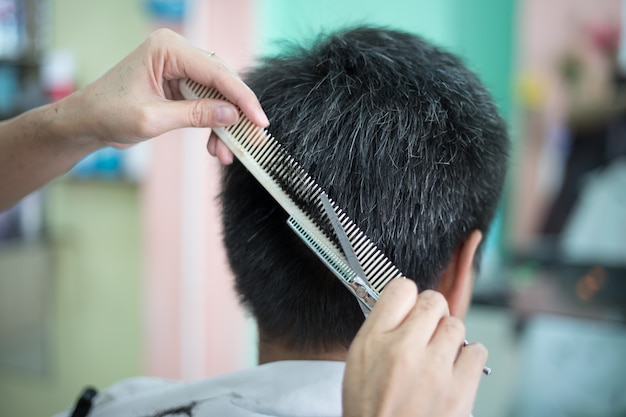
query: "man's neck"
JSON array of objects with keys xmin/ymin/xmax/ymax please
[{"xmin": 257, "ymin": 333, "xmax": 348, "ymax": 365}]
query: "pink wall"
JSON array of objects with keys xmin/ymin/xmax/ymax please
[
  {"xmin": 510, "ymin": 0, "xmax": 621, "ymax": 248},
  {"xmin": 142, "ymin": 0, "xmax": 256, "ymax": 380},
  {"xmin": 143, "ymin": 130, "xmax": 183, "ymax": 379},
  {"xmin": 517, "ymin": 0, "xmax": 621, "ymax": 116}
]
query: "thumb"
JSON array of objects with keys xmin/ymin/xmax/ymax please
[
  {"xmin": 157, "ymin": 98, "xmax": 240, "ymax": 131},
  {"xmin": 358, "ymin": 278, "xmax": 417, "ymax": 335}
]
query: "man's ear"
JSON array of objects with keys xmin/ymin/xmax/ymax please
[{"xmin": 435, "ymin": 230, "xmax": 483, "ymax": 319}]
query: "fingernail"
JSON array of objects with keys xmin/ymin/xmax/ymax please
[
  {"xmin": 207, "ymin": 138, "xmax": 217, "ymax": 155},
  {"xmin": 258, "ymin": 110, "xmax": 270, "ymax": 127},
  {"xmin": 216, "ymin": 105, "xmax": 239, "ymax": 125}
]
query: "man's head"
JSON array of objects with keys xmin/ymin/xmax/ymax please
[{"xmin": 220, "ymin": 26, "xmax": 509, "ymax": 354}]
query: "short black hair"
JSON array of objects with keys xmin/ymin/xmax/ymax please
[{"xmin": 220, "ymin": 26, "xmax": 509, "ymax": 351}]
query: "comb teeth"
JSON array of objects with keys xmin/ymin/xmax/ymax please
[
  {"xmin": 180, "ymin": 78, "xmax": 403, "ymax": 295},
  {"xmin": 321, "ymin": 197, "xmax": 402, "ymax": 293}
]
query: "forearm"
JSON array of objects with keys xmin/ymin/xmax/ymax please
[{"xmin": 0, "ymin": 93, "xmax": 103, "ymax": 211}]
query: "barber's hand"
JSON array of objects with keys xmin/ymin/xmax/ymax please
[
  {"xmin": 70, "ymin": 28, "xmax": 268, "ymax": 164},
  {"xmin": 342, "ymin": 279, "xmax": 487, "ymax": 417}
]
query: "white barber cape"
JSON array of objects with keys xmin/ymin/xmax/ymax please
[{"xmin": 54, "ymin": 360, "xmax": 345, "ymax": 417}]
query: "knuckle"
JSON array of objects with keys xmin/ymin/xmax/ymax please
[
  {"xmin": 188, "ymin": 100, "xmax": 211, "ymax": 127},
  {"xmin": 129, "ymin": 106, "xmax": 155, "ymax": 137},
  {"xmin": 467, "ymin": 342, "xmax": 489, "ymax": 362},
  {"xmin": 211, "ymin": 58, "xmax": 239, "ymax": 79},
  {"xmin": 422, "ymin": 289, "xmax": 446, "ymax": 304},
  {"xmin": 441, "ymin": 316, "xmax": 465, "ymax": 336},
  {"xmin": 392, "ymin": 277, "xmax": 417, "ymax": 293},
  {"xmin": 379, "ymin": 278, "xmax": 414, "ymax": 302},
  {"xmin": 128, "ymin": 104, "xmax": 165, "ymax": 139},
  {"xmin": 149, "ymin": 28, "xmax": 176, "ymax": 43},
  {"xmin": 418, "ymin": 290, "xmax": 447, "ymax": 312},
  {"xmin": 144, "ymin": 28, "xmax": 181, "ymax": 52}
]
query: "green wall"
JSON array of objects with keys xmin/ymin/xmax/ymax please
[
  {"xmin": 258, "ymin": 0, "xmax": 458, "ymax": 52},
  {"xmin": 257, "ymin": 0, "xmax": 515, "ymax": 120},
  {"xmin": 50, "ymin": 0, "xmax": 151, "ymax": 88},
  {"xmin": 454, "ymin": 0, "xmax": 515, "ymax": 120},
  {"xmin": 0, "ymin": 181, "xmax": 143, "ymax": 417}
]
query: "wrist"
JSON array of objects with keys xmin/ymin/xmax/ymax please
[{"xmin": 44, "ymin": 90, "xmax": 105, "ymax": 155}]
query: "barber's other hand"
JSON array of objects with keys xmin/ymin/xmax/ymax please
[
  {"xmin": 70, "ymin": 28, "xmax": 268, "ymax": 163},
  {"xmin": 342, "ymin": 279, "xmax": 487, "ymax": 417}
]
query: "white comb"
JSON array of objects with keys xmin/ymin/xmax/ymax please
[{"xmin": 179, "ymin": 78, "xmax": 403, "ymax": 305}]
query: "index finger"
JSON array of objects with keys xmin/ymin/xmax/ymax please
[
  {"xmin": 163, "ymin": 32, "xmax": 269, "ymax": 127},
  {"xmin": 189, "ymin": 53, "xmax": 269, "ymax": 127}
]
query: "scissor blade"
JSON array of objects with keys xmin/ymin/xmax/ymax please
[
  {"xmin": 319, "ymin": 193, "xmax": 378, "ymax": 315},
  {"xmin": 319, "ymin": 193, "xmax": 369, "ymax": 282}
]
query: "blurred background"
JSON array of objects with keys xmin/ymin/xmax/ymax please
[{"xmin": 0, "ymin": 0, "xmax": 625, "ymax": 416}]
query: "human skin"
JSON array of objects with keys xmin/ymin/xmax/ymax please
[
  {"xmin": 0, "ymin": 28, "xmax": 267, "ymax": 211},
  {"xmin": 0, "ymin": 28, "xmax": 487, "ymax": 417},
  {"xmin": 343, "ymin": 279, "xmax": 488, "ymax": 417}
]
